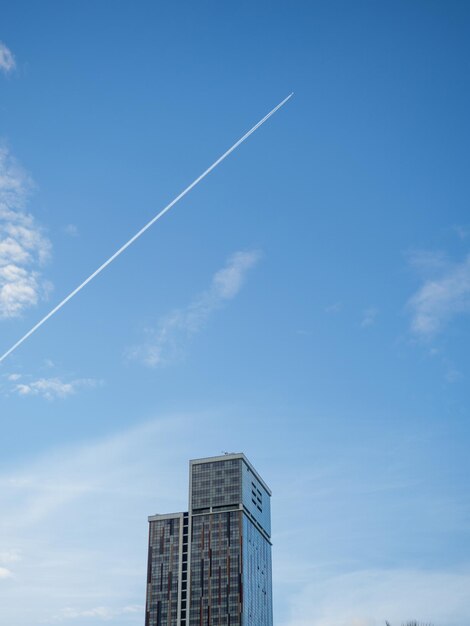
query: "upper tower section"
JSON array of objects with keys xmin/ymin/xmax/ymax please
[{"xmin": 189, "ymin": 453, "xmax": 271, "ymax": 537}]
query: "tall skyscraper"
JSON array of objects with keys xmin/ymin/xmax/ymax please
[{"xmin": 145, "ymin": 453, "xmax": 273, "ymax": 626}]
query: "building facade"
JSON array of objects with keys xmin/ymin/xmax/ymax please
[{"xmin": 145, "ymin": 454, "xmax": 273, "ymax": 626}]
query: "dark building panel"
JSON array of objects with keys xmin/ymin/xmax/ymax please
[
  {"xmin": 146, "ymin": 514, "xmax": 184, "ymax": 626},
  {"xmin": 189, "ymin": 511, "xmax": 243, "ymax": 626}
]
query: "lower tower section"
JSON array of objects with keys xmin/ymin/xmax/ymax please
[{"xmin": 189, "ymin": 510, "xmax": 243, "ymax": 626}]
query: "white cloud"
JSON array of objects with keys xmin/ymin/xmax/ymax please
[
  {"xmin": 0, "ymin": 145, "xmax": 52, "ymax": 318},
  {"xmin": 361, "ymin": 307, "xmax": 378, "ymax": 328},
  {"xmin": 12, "ymin": 377, "xmax": 100, "ymax": 400},
  {"xmin": 0, "ymin": 42, "xmax": 15, "ymax": 74},
  {"xmin": 211, "ymin": 250, "xmax": 259, "ymax": 298},
  {"xmin": 129, "ymin": 249, "xmax": 261, "ymax": 366},
  {"xmin": 282, "ymin": 567, "xmax": 470, "ymax": 626},
  {"xmin": 0, "ymin": 567, "xmax": 13, "ymax": 580},
  {"xmin": 408, "ymin": 253, "xmax": 470, "ymax": 336}
]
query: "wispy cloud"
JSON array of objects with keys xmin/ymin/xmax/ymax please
[
  {"xmin": 0, "ymin": 42, "xmax": 15, "ymax": 74},
  {"xmin": 407, "ymin": 249, "xmax": 449, "ymax": 277},
  {"xmin": 325, "ymin": 301, "xmax": 342, "ymax": 314},
  {"xmin": 445, "ymin": 367, "xmax": 463, "ymax": 383},
  {"xmin": 11, "ymin": 376, "xmax": 100, "ymax": 400},
  {"xmin": 407, "ymin": 252, "xmax": 470, "ymax": 336},
  {"xmin": 453, "ymin": 224, "xmax": 470, "ymax": 240},
  {"xmin": 361, "ymin": 307, "xmax": 378, "ymax": 328},
  {"xmin": 64, "ymin": 224, "xmax": 79, "ymax": 238},
  {"xmin": 47, "ymin": 605, "xmax": 142, "ymax": 622},
  {"xmin": 0, "ymin": 550, "xmax": 21, "ymax": 564},
  {"xmin": 282, "ymin": 567, "xmax": 470, "ymax": 626},
  {"xmin": 0, "ymin": 415, "xmax": 199, "ymax": 625},
  {"xmin": 0, "ymin": 145, "xmax": 52, "ymax": 318},
  {"xmin": 129, "ymin": 250, "xmax": 261, "ymax": 366}
]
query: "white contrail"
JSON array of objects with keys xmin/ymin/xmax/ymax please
[{"xmin": 0, "ymin": 93, "xmax": 293, "ymax": 364}]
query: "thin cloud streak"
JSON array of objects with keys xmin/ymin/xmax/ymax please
[
  {"xmin": 0, "ymin": 94, "xmax": 292, "ymax": 364},
  {"xmin": 129, "ymin": 250, "xmax": 261, "ymax": 366},
  {"xmin": 47, "ymin": 604, "xmax": 142, "ymax": 623}
]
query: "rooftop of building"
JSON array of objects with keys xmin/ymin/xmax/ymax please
[{"xmin": 189, "ymin": 452, "xmax": 272, "ymax": 496}]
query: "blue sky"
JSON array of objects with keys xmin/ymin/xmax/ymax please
[{"xmin": 1, "ymin": 1, "xmax": 470, "ymax": 625}]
